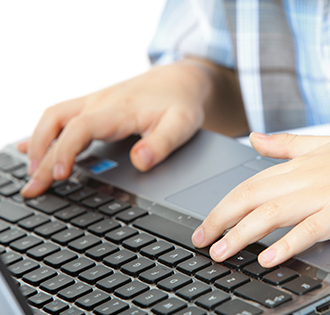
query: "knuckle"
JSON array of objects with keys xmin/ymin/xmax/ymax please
[
  {"xmin": 235, "ymin": 180, "xmax": 255, "ymax": 204},
  {"xmin": 260, "ymin": 201, "xmax": 281, "ymax": 221},
  {"xmin": 228, "ymin": 227, "xmax": 241, "ymax": 244},
  {"xmin": 278, "ymin": 237, "xmax": 291, "ymax": 253},
  {"xmin": 300, "ymin": 219, "xmax": 319, "ymax": 238}
]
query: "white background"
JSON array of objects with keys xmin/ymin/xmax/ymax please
[{"xmin": 0, "ymin": 1, "xmax": 166, "ymax": 149}]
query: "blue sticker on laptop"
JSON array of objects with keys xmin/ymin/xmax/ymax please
[{"xmin": 87, "ymin": 159, "xmax": 118, "ymax": 175}]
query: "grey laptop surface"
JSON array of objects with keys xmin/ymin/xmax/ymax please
[{"xmin": 1, "ymin": 129, "xmax": 330, "ymax": 315}]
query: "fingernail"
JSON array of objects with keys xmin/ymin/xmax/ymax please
[
  {"xmin": 28, "ymin": 159, "xmax": 38, "ymax": 175},
  {"xmin": 211, "ymin": 239, "xmax": 227, "ymax": 259},
  {"xmin": 253, "ymin": 132, "xmax": 270, "ymax": 139},
  {"xmin": 21, "ymin": 178, "xmax": 40, "ymax": 196},
  {"xmin": 192, "ymin": 227, "xmax": 204, "ymax": 246},
  {"xmin": 136, "ymin": 147, "xmax": 154, "ymax": 168},
  {"xmin": 260, "ymin": 249, "xmax": 276, "ymax": 264},
  {"xmin": 53, "ymin": 163, "xmax": 65, "ymax": 179}
]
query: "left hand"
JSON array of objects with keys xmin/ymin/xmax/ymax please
[{"xmin": 192, "ymin": 132, "xmax": 330, "ymax": 268}]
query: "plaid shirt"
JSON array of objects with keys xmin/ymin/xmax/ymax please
[{"xmin": 149, "ymin": 0, "xmax": 330, "ymax": 133}]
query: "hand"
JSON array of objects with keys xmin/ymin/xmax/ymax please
[
  {"xmin": 192, "ymin": 132, "xmax": 330, "ymax": 267},
  {"xmin": 19, "ymin": 59, "xmax": 214, "ymax": 198}
]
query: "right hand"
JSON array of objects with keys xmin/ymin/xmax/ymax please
[{"xmin": 18, "ymin": 59, "xmax": 213, "ymax": 198}]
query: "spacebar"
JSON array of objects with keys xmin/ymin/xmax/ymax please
[{"xmin": 133, "ymin": 214, "xmax": 210, "ymax": 257}]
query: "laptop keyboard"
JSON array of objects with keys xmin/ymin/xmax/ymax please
[{"xmin": 0, "ymin": 151, "xmax": 324, "ymax": 315}]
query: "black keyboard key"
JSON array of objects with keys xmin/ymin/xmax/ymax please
[
  {"xmin": 23, "ymin": 266, "xmax": 57, "ymax": 286},
  {"xmin": 9, "ymin": 259, "xmax": 39, "ymax": 277},
  {"xmin": 68, "ymin": 235, "xmax": 102, "ymax": 253},
  {"xmin": 176, "ymin": 281, "xmax": 212, "ymax": 301},
  {"xmin": 116, "ymin": 207, "xmax": 148, "ymax": 224},
  {"xmin": 60, "ymin": 307, "xmax": 85, "ymax": 315},
  {"xmin": 20, "ymin": 284, "xmax": 37, "ymax": 298},
  {"xmin": 10, "ymin": 235, "xmax": 43, "ymax": 252},
  {"xmin": 28, "ymin": 292, "xmax": 53, "ymax": 308},
  {"xmin": 26, "ymin": 194, "xmax": 69, "ymax": 214},
  {"xmin": 40, "ymin": 274, "xmax": 75, "ymax": 294},
  {"xmin": 98, "ymin": 200, "xmax": 131, "ymax": 216},
  {"xmin": 18, "ymin": 214, "xmax": 50, "ymax": 230},
  {"xmin": 177, "ymin": 256, "xmax": 212, "ymax": 275},
  {"xmin": 27, "ymin": 242, "xmax": 60, "ymax": 260},
  {"xmin": 1, "ymin": 251, "xmax": 22, "ymax": 265},
  {"xmin": 81, "ymin": 193, "xmax": 113, "ymax": 208},
  {"xmin": 12, "ymin": 193, "xmax": 25, "ymax": 203},
  {"xmin": 51, "ymin": 228, "xmax": 84, "ymax": 245},
  {"xmin": 54, "ymin": 205, "xmax": 87, "ymax": 222},
  {"xmin": 96, "ymin": 272, "xmax": 131, "ymax": 293},
  {"xmin": 115, "ymin": 280, "xmax": 149, "ymax": 299},
  {"xmin": 235, "ymin": 281, "xmax": 292, "ymax": 308},
  {"xmin": 68, "ymin": 186, "xmax": 96, "ymax": 202},
  {"xmin": 105, "ymin": 226, "xmax": 139, "ymax": 244},
  {"xmin": 121, "ymin": 257, "xmax": 155, "ymax": 276},
  {"xmin": 0, "ymin": 199, "xmax": 33, "ymax": 223},
  {"xmin": 43, "ymin": 299, "xmax": 69, "ymax": 314},
  {"xmin": 243, "ymin": 261, "xmax": 277, "ymax": 279},
  {"xmin": 71, "ymin": 212, "xmax": 103, "ymax": 229},
  {"xmin": 0, "ymin": 228, "xmax": 26, "ymax": 245},
  {"xmin": 54, "ymin": 182, "xmax": 82, "ymax": 197},
  {"xmin": 214, "ymin": 299, "xmax": 263, "ymax": 315},
  {"xmin": 85, "ymin": 243, "xmax": 119, "ymax": 261},
  {"xmin": 263, "ymin": 267, "xmax": 299, "ymax": 285},
  {"xmin": 214, "ymin": 271, "xmax": 250, "ymax": 292},
  {"xmin": 44, "ymin": 249, "xmax": 77, "ymax": 268},
  {"xmin": 134, "ymin": 214, "xmax": 210, "ymax": 257},
  {"xmin": 0, "ymin": 220, "xmax": 10, "ymax": 232},
  {"xmin": 158, "ymin": 248, "xmax": 193, "ymax": 267},
  {"xmin": 139, "ymin": 265, "xmax": 173, "ymax": 284},
  {"xmin": 195, "ymin": 290, "xmax": 231, "ymax": 310},
  {"xmin": 133, "ymin": 288, "xmax": 168, "ymax": 308},
  {"xmin": 195, "ymin": 264, "xmax": 231, "ymax": 284},
  {"xmin": 140, "ymin": 240, "xmax": 174, "ymax": 259},
  {"xmin": 34, "ymin": 221, "xmax": 67, "ymax": 238},
  {"xmin": 76, "ymin": 289, "xmax": 110, "ymax": 311},
  {"xmin": 0, "ymin": 182, "xmax": 23, "ymax": 196},
  {"xmin": 120, "ymin": 308, "xmax": 147, "ymax": 315},
  {"xmin": 103, "ymin": 249, "xmax": 137, "ymax": 269},
  {"xmin": 223, "ymin": 251, "xmax": 257, "ymax": 270},
  {"xmin": 157, "ymin": 273, "xmax": 192, "ymax": 292},
  {"xmin": 12, "ymin": 166, "xmax": 28, "ymax": 179},
  {"xmin": 282, "ymin": 275, "xmax": 322, "ymax": 295},
  {"xmin": 61, "ymin": 257, "xmax": 95, "ymax": 276},
  {"xmin": 79, "ymin": 265, "xmax": 113, "ymax": 284},
  {"xmin": 94, "ymin": 297, "xmax": 129, "ymax": 315},
  {"xmin": 88, "ymin": 219, "xmax": 121, "ymax": 236},
  {"xmin": 122, "ymin": 233, "xmax": 156, "ymax": 252},
  {"xmin": 1, "ymin": 159, "xmax": 24, "ymax": 172},
  {"xmin": 0, "ymin": 177, "xmax": 11, "ymax": 187},
  {"xmin": 174, "ymin": 307, "xmax": 207, "ymax": 315},
  {"xmin": 151, "ymin": 297, "xmax": 187, "ymax": 315},
  {"xmin": 58, "ymin": 281, "xmax": 93, "ymax": 302}
]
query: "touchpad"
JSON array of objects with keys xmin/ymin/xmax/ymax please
[{"xmin": 166, "ymin": 166, "xmax": 257, "ymax": 218}]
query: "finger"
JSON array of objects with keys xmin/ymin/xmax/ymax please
[
  {"xmin": 250, "ymin": 132, "xmax": 330, "ymax": 159},
  {"xmin": 258, "ymin": 208, "xmax": 330, "ymax": 267},
  {"xmin": 130, "ymin": 107, "xmax": 202, "ymax": 171},
  {"xmin": 21, "ymin": 107, "xmax": 130, "ymax": 198},
  {"xmin": 209, "ymin": 188, "xmax": 324, "ymax": 262},
  {"xmin": 27, "ymin": 98, "xmax": 84, "ymax": 175},
  {"xmin": 192, "ymin": 165, "xmax": 306, "ymax": 248},
  {"xmin": 16, "ymin": 139, "xmax": 29, "ymax": 153}
]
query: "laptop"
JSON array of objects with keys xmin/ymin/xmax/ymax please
[{"xmin": 0, "ymin": 129, "xmax": 330, "ymax": 315}]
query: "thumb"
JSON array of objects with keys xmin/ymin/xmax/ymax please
[
  {"xmin": 130, "ymin": 108, "xmax": 201, "ymax": 171},
  {"xmin": 249, "ymin": 132, "xmax": 330, "ymax": 159}
]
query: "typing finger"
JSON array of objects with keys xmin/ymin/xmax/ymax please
[
  {"xmin": 258, "ymin": 208, "xmax": 330, "ymax": 267},
  {"xmin": 27, "ymin": 98, "xmax": 83, "ymax": 175},
  {"xmin": 209, "ymin": 188, "xmax": 324, "ymax": 262}
]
